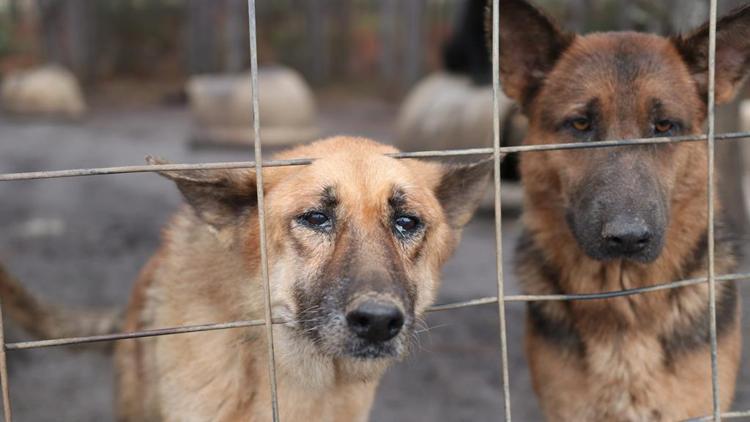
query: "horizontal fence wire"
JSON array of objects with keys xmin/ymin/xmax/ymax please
[
  {"xmin": 687, "ymin": 410, "xmax": 750, "ymax": 421},
  {"xmin": 1, "ymin": 131, "xmax": 750, "ymax": 182},
  {"xmin": 0, "ymin": 1, "xmax": 746, "ymax": 421},
  {"xmin": 2, "ymin": 114, "xmax": 750, "ymax": 422},
  {"xmin": 5, "ymin": 271, "xmax": 749, "ymax": 351}
]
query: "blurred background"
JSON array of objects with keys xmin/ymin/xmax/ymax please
[{"xmin": 1, "ymin": 0, "xmax": 750, "ymax": 421}]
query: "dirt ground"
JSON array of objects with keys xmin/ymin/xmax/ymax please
[{"xmin": 0, "ymin": 100, "xmax": 749, "ymax": 421}]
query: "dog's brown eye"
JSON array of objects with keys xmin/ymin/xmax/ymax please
[
  {"xmin": 299, "ymin": 212, "xmax": 332, "ymax": 230},
  {"xmin": 394, "ymin": 216, "xmax": 421, "ymax": 236},
  {"xmin": 571, "ymin": 118, "xmax": 591, "ymax": 132},
  {"xmin": 654, "ymin": 120, "xmax": 674, "ymax": 134}
]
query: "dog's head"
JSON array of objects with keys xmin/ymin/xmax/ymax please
[
  {"xmin": 152, "ymin": 137, "xmax": 491, "ymax": 375},
  {"xmin": 489, "ymin": 0, "xmax": 750, "ymax": 262}
]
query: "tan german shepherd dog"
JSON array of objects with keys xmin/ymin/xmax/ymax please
[
  {"xmin": 0, "ymin": 136, "xmax": 492, "ymax": 421},
  {"xmin": 487, "ymin": 0, "xmax": 750, "ymax": 420}
]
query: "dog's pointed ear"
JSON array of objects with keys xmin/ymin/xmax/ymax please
[
  {"xmin": 673, "ymin": 4, "xmax": 750, "ymax": 104},
  {"xmin": 436, "ymin": 158, "xmax": 494, "ymax": 229},
  {"xmin": 484, "ymin": 0, "xmax": 574, "ymax": 107},
  {"xmin": 146, "ymin": 156, "xmax": 258, "ymax": 228}
]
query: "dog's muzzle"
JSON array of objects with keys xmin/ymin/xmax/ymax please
[
  {"xmin": 346, "ymin": 300, "xmax": 405, "ymax": 343},
  {"xmin": 293, "ymin": 284, "xmax": 412, "ymax": 360},
  {"xmin": 567, "ymin": 154, "xmax": 668, "ymax": 263}
]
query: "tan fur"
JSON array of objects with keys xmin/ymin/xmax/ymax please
[{"xmin": 110, "ymin": 137, "xmax": 490, "ymax": 421}]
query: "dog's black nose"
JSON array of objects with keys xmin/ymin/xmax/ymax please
[
  {"xmin": 602, "ymin": 216, "xmax": 652, "ymax": 256},
  {"xmin": 346, "ymin": 301, "xmax": 404, "ymax": 343}
]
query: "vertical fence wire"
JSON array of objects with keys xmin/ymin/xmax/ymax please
[
  {"xmin": 0, "ymin": 302, "xmax": 11, "ymax": 422},
  {"xmin": 706, "ymin": 0, "xmax": 721, "ymax": 420},
  {"xmin": 0, "ymin": 3, "xmax": 742, "ymax": 422},
  {"xmin": 491, "ymin": 0, "xmax": 512, "ymax": 420},
  {"xmin": 247, "ymin": 0, "xmax": 280, "ymax": 420}
]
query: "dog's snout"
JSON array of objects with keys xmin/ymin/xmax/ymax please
[
  {"xmin": 602, "ymin": 216, "xmax": 652, "ymax": 256},
  {"xmin": 346, "ymin": 301, "xmax": 404, "ymax": 343}
]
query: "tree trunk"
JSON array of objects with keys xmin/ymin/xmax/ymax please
[
  {"xmin": 402, "ymin": 0, "xmax": 425, "ymax": 88},
  {"xmin": 331, "ymin": 0, "xmax": 352, "ymax": 78},
  {"xmin": 36, "ymin": 0, "xmax": 96, "ymax": 82},
  {"xmin": 225, "ymin": 0, "xmax": 248, "ymax": 73},
  {"xmin": 36, "ymin": 0, "xmax": 65, "ymax": 64},
  {"xmin": 65, "ymin": 0, "xmax": 96, "ymax": 82},
  {"xmin": 379, "ymin": 0, "xmax": 398, "ymax": 84},
  {"xmin": 305, "ymin": 0, "xmax": 329, "ymax": 84},
  {"xmin": 187, "ymin": 0, "xmax": 220, "ymax": 75},
  {"xmin": 9, "ymin": 0, "xmax": 19, "ymax": 20},
  {"xmin": 566, "ymin": 0, "xmax": 593, "ymax": 32}
]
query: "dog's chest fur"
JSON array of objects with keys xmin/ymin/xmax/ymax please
[{"xmin": 517, "ymin": 229, "xmax": 740, "ymax": 421}]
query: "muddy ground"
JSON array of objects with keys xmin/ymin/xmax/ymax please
[{"xmin": 0, "ymin": 100, "xmax": 748, "ymax": 421}]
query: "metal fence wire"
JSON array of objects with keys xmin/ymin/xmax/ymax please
[{"xmin": 1, "ymin": 0, "xmax": 749, "ymax": 421}]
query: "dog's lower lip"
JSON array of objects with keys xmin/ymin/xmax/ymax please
[
  {"xmin": 345, "ymin": 335, "xmax": 403, "ymax": 359},
  {"xmin": 347, "ymin": 347, "xmax": 396, "ymax": 359}
]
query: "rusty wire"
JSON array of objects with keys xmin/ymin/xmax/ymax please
[
  {"xmin": 687, "ymin": 409, "xmax": 750, "ymax": 421},
  {"xmin": 247, "ymin": 0, "xmax": 280, "ymax": 420},
  {"xmin": 0, "ymin": 298, "xmax": 11, "ymax": 421},
  {"xmin": 491, "ymin": 0, "xmax": 512, "ymax": 420},
  {"xmin": 706, "ymin": 0, "xmax": 721, "ymax": 419},
  {"xmin": 0, "ymin": 0, "xmax": 746, "ymax": 421},
  {"xmin": 5, "ymin": 271, "xmax": 749, "ymax": 352},
  {"xmin": 2, "ymin": 132, "xmax": 750, "ymax": 182}
]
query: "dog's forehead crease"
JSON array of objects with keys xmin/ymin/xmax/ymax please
[
  {"xmin": 541, "ymin": 34, "xmax": 701, "ymax": 125},
  {"xmin": 308, "ymin": 159, "xmax": 429, "ymax": 202},
  {"xmin": 561, "ymin": 33, "xmax": 679, "ymax": 77}
]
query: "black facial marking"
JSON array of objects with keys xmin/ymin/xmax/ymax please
[
  {"xmin": 294, "ymin": 186, "xmax": 338, "ymax": 234},
  {"xmin": 551, "ymin": 97, "xmax": 602, "ymax": 142},
  {"xmin": 648, "ymin": 99, "xmax": 686, "ymax": 136},
  {"xmin": 613, "ymin": 42, "xmax": 647, "ymax": 85},
  {"xmin": 566, "ymin": 150, "xmax": 668, "ymax": 263},
  {"xmin": 321, "ymin": 186, "xmax": 338, "ymax": 209},
  {"xmin": 385, "ymin": 239, "xmax": 418, "ymax": 308},
  {"xmin": 388, "ymin": 188, "xmax": 407, "ymax": 210},
  {"xmin": 291, "ymin": 217, "xmax": 417, "ymax": 359},
  {"xmin": 289, "ymin": 231, "xmax": 307, "ymax": 256},
  {"xmin": 293, "ymin": 284, "xmax": 325, "ymax": 344}
]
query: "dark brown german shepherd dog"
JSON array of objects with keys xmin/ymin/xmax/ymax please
[{"xmin": 487, "ymin": 0, "xmax": 750, "ymax": 420}]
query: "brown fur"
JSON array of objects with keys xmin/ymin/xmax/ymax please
[
  {"xmin": 488, "ymin": 0, "xmax": 750, "ymax": 420},
  {"xmin": 108, "ymin": 136, "xmax": 491, "ymax": 421},
  {"xmin": 0, "ymin": 136, "xmax": 491, "ymax": 421}
]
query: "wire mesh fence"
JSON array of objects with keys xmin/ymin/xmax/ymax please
[{"xmin": 0, "ymin": 0, "xmax": 748, "ymax": 421}]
